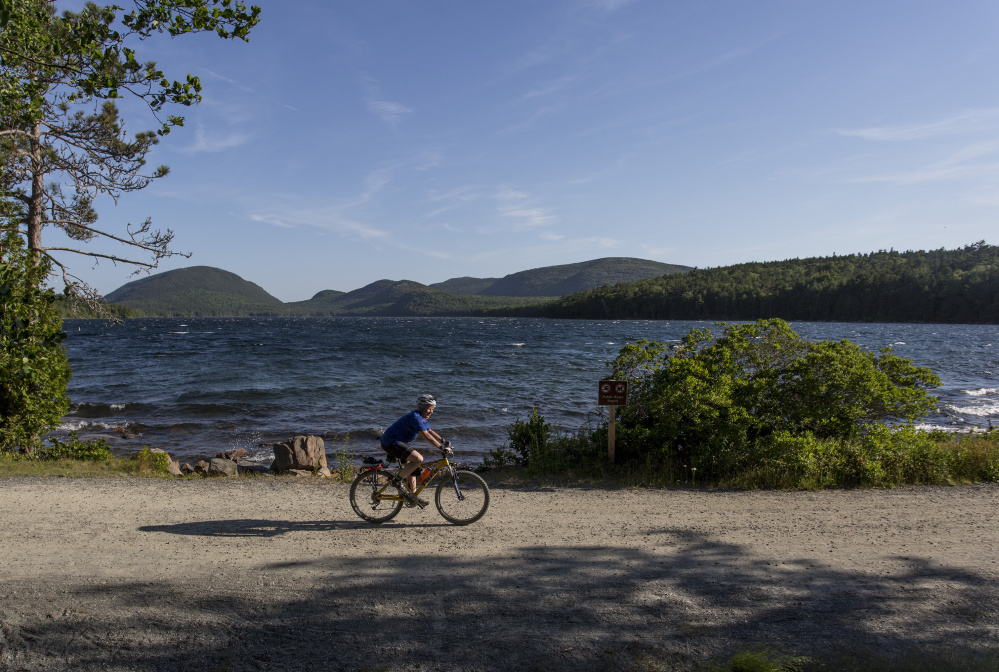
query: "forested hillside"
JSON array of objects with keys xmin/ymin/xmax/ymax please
[
  {"xmin": 106, "ymin": 269, "xmax": 548, "ymax": 317},
  {"xmin": 286, "ymin": 279, "xmax": 548, "ymax": 316},
  {"xmin": 104, "ymin": 266, "xmax": 285, "ymax": 316},
  {"xmin": 514, "ymin": 243, "xmax": 999, "ymax": 323},
  {"xmin": 98, "ymin": 257, "xmax": 681, "ymax": 317},
  {"xmin": 430, "ymin": 257, "xmax": 690, "ymax": 297},
  {"xmin": 430, "ymin": 276, "xmax": 500, "ymax": 294}
]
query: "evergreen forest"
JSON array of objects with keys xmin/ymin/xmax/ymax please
[{"xmin": 511, "ymin": 242, "xmax": 999, "ymax": 323}]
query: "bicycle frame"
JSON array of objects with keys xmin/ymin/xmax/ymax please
[{"xmin": 363, "ymin": 451, "xmax": 465, "ymax": 503}]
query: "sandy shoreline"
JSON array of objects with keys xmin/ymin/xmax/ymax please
[{"xmin": 1, "ymin": 477, "xmax": 998, "ymax": 670}]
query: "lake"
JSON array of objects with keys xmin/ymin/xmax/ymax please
[{"xmin": 61, "ymin": 317, "xmax": 998, "ymax": 464}]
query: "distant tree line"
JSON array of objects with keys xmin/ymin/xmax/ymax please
[{"xmin": 508, "ymin": 242, "xmax": 999, "ymax": 323}]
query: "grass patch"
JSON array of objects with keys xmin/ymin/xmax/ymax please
[
  {"xmin": 1, "ymin": 439, "xmax": 176, "ymax": 478},
  {"xmin": 330, "ymin": 433, "xmax": 359, "ymax": 483},
  {"xmin": 0, "ymin": 451, "xmax": 171, "ymax": 478}
]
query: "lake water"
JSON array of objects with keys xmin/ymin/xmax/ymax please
[{"xmin": 60, "ymin": 317, "xmax": 999, "ymax": 465}]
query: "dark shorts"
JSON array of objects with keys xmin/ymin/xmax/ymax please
[{"xmin": 382, "ymin": 440, "xmax": 417, "ymax": 461}]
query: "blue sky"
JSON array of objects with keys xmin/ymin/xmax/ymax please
[{"xmin": 49, "ymin": 0, "xmax": 999, "ymax": 301}]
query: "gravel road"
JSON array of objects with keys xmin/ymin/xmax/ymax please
[{"xmin": 1, "ymin": 477, "xmax": 997, "ymax": 671}]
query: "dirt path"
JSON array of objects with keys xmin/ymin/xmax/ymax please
[{"xmin": 1, "ymin": 477, "xmax": 997, "ymax": 671}]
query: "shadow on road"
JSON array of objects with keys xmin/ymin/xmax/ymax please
[
  {"xmin": 2, "ymin": 526, "xmax": 996, "ymax": 671},
  {"xmin": 137, "ymin": 518, "xmax": 458, "ymax": 537}
]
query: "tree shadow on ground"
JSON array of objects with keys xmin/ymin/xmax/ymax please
[{"xmin": 2, "ymin": 524, "xmax": 996, "ymax": 671}]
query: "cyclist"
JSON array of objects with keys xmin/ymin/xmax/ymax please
[{"xmin": 380, "ymin": 394, "xmax": 450, "ymax": 507}]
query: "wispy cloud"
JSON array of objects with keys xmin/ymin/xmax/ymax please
[
  {"xmin": 582, "ymin": 236, "xmax": 618, "ymax": 248},
  {"xmin": 425, "ymin": 185, "xmax": 482, "ymax": 219},
  {"xmin": 179, "ymin": 126, "xmax": 249, "ymax": 153},
  {"xmin": 367, "ymin": 99, "xmax": 412, "ymax": 125},
  {"xmin": 668, "ymin": 33, "xmax": 782, "ymax": 81},
  {"xmin": 245, "ymin": 156, "xmax": 442, "ymax": 241},
  {"xmin": 836, "ymin": 109, "xmax": 999, "ymax": 142},
  {"xmin": 361, "ymin": 76, "xmax": 412, "ymax": 126},
  {"xmin": 201, "ymin": 68, "xmax": 254, "ymax": 93},
  {"xmin": 250, "ymin": 208, "xmax": 387, "ymax": 240},
  {"xmin": 495, "ymin": 187, "xmax": 557, "ymax": 228},
  {"xmin": 248, "ymin": 213, "xmax": 294, "ymax": 229},
  {"xmin": 586, "ymin": 0, "xmax": 634, "ymax": 11},
  {"xmin": 521, "ymin": 76, "xmax": 578, "ymax": 102},
  {"xmin": 362, "ymin": 165, "xmax": 396, "ymax": 200},
  {"xmin": 847, "ymin": 141, "xmax": 999, "ymax": 185}
]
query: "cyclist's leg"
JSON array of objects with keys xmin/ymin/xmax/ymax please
[{"xmin": 388, "ymin": 442, "xmax": 423, "ymax": 488}]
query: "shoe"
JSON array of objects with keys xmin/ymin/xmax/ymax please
[
  {"xmin": 415, "ymin": 497, "xmax": 429, "ymax": 508},
  {"xmin": 394, "ymin": 481, "xmax": 420, "ymax": 507}
]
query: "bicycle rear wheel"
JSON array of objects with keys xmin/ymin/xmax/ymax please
[
  {"xmin": 435, "ymin": 469, "xmax": 490, "ymax": 525},
  {"xmin": 349, "ymin": 469, "xmax": 403, "ymax": 524}
]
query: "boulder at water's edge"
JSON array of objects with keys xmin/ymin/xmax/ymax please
[{"xmin": 271, "ymin": 435, "xmax": 326, "ymax": 473}]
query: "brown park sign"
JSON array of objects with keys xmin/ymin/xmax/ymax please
[{"xmin": 598, "ymin": 380, "xmax": 628, "ymax": 406}]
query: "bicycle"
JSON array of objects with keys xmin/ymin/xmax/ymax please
[{"xmin": 349, "ymin": 444, "xmax": 490, "ymax": 525}]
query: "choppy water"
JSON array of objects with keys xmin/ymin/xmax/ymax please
[{"xmin": 60, "ymin": 317, "xmax": 998, "ymax": 464}]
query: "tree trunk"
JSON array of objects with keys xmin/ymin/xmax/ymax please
[{"xmin": 27, "ymin": 121, "xmax": 44, "ymax": 262}]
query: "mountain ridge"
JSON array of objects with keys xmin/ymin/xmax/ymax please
[{"xmin": 100, "ymin": 257, "xmax": 688, "ymax": 317}]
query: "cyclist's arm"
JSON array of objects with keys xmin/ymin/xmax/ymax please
[{"xmin": 418, "ymin": 429, "xmax": 443, "ymax": 448}]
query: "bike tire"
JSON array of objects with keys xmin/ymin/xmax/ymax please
[
  {"xmin": 349, "ymin": 469, "xmax": 403, "ymax": 524},
  {"xmin": 435, "ymin": 469, "xmax": 490, "ymax": 525}
]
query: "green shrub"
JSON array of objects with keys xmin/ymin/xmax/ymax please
[
  {"xmin": 526, "ymin": 426, "xmax": 605, "ymax": 476},
  {"xmin": 609, "ymin": 319, "xmax": 941, "ymax": 480},
  {"xmin": 130, "ymin": 446, "xmax": 171, "ymax": 473},
  {"xmin": 504, "ymin": 408, "xmax": 553, "ymax": 466},
  {"xmin": 1, "ymin": 231, "xmax": 72, "ymax": 453},
  {"xmin": 485, "ymin": 410, "xmax": 607, "ymax": 477},
  {"xmin": 482, "ymin": 443, "xmax": 520, "ymax": 469},
  {"xmin": 38, "ymin": 432, "xmax": 113, "ymax": 461}
]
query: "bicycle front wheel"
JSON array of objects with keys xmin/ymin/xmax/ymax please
[
  {"xmin": 349, "ymin": 469, "xmax": 403, "ymax": 524},
  {"xmin": 435, "ymin": 469, "xmax": 490, "ymax": 525}
]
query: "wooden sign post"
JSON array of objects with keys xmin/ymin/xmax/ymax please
[{"xmin": 598, "ymin": 380, "xmax": 628, "ymax": 465}]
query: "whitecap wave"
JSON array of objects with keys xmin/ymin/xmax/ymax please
[
  {"xmin": 510, "ymin": 343, "xmax": 525, "ymax": 347},
  {"xmin": 964, "ymin": 387, "xmax": 999, "ymax": 396},
  {"xmin": 940, "ymin": 401, "xmax": 999, "ymax": 418},
  {"xmin": 59, "ymin": 419, "xmax": 131, "ymax": 432},
  {"xmin": 912, "ymin": 423, "xmax": 988, "ymax": 433}
]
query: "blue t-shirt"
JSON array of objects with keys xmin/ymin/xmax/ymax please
[{"xmin": 381, "ymin": 410, "xmax": 430, "ymax": 447}]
